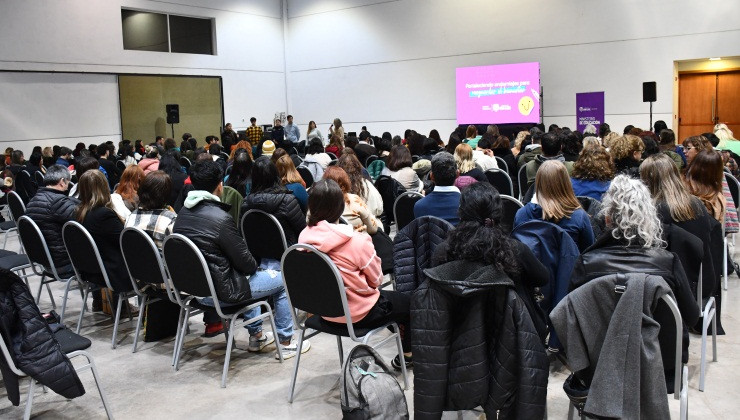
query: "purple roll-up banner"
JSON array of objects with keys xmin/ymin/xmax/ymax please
[{"xmin": 576, "ymin": 92, "xmax": 604, "ymax": 133}]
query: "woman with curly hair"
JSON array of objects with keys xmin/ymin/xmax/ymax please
[
  {"xmin": 570, "ymin": 143, "xmax": 615, "ymax": 200},
  {"xmin": 609, "ymin": 134, "xmax": 644, "ymax": 177},
  {"xmin": 322, "ymin": 166, "xmax": 381, "ymax": 234}
]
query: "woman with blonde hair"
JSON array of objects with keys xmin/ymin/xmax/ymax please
[
  {"xmin": 511, "ymin": 131, "xmax": 529, "ymax": 157},
  {"xmin": 322, "ymin": 166, "xmax": 381, "ymax": 234},
  {"xmin": 111, "ymin": 165, "xmax": 145, "ymax": 220},
  {"xmin": 514, "ymin": 160, "xmax": 594, "ymax": 251},
  {"xmin": 609, "ymin": 134, "xmax": 644, "ymax": 177},
  {"xmin": 714, "ymin": 123, "xmax": 738, "ymax": 152},
  {"xmin": 275, "ymin": 154, "xmax": 308, "ymax": 212},
  {"xmin": 454, "ymin": 143, "xmax": 487, "ymax": 183},
  {"xmin": 570, "ymin": 144, "xmax": 614, "ymax": 200},
  {"xmin": 329, "ymin": 118, "xmax": 344, "ymax": 145}
]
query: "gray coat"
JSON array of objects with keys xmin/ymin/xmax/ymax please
[{"xmin": 551, "ymin": 273, "xmax": 673, "ymax": 419}]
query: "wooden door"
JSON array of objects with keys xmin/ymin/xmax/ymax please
[
  {"xmin": 679, "ymin": 73, "xmax": 716, "ymax": 139},
  {"xmin": 717, "ymin": 71, "xmax": 740, "ymax": 137}
]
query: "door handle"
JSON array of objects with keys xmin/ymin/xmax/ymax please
[{"xmin": 711, "ymin": 96, "xmax": 715, "ymax": 124}]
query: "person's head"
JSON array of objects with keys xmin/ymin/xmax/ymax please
[
  {"xmin": 333, "ymin": 118, "xmax": 342, "ymax": 128},
  {"xmin": 477, "ymin": 133, "xmax": 495, "ymax": 150},
  {"xmin": 225, "ymin": 123, "xmax": 232, "ymax": 131},
  {"xmin": 158, "ymin": 152, "xmax": 182, "ymax": 177},
  {"xmin": 641, "ymin": 137, "xmax": 660, "ymax": 159},
  {"xmin": 42, "ymin": 147, "xmax": 53, "ymax": 158},
  {"xmin": 59, "ymin": 146, "xmax": 72, "ymax": 159},
  {"xmin": 429, "ymin": 129, "xmax": 442, "ymax": 144},
  {"xmin": 486, "ymin": 125, "xmax": 500, "ymax": 136},
  {"xmin": 583, "ymin": 124, "xmax": 597, "ymax": 136},
  {"xmin": 658, "ymin": 129, "xmax": 676, "ymax": 151},
  {"xmin": 713, "ymin": 123, "xmax": 734, "ymax": 142},
  {"xmin": 93, "ymin": 143, "xmax": 108, "ymax": 159},
  {"xmin": 269, "ymin": 148, "xmax": 288, "ymax": 165},
  {"xmin": 513, "ymin": 131, "xmax": 529, "ymax": 150},
  {"xmin": 682, "ymin": 135, "xmax": 712, "ymax": 164},
  {"xmin": 582, "ymin": 136, "xmax": 600, "ymax": 149},
  {"xmin": 76, "ymin": 170, "xmax": 113, "ymax": 222},
  {"xmin": 406, "ymin": 133, "xmax": 425, "ymax": 156},
  {"xmin": 209, "ymin": 143, "xmax": 222, "ymax": 156},
  {"xmin": 250, "ymin": 156, "xmax": 283, "ymax": 194},
  {"xmin": 75, "ymin": 156, "xmax": 100, "ymax": 180},
  {"xmin": 29, "ymin": 151, "xmax": 42, "ymax": 167},
  {"xmin": 492, "ymin": 135, "xmax": 511, "ymax": 150},
  {"xmin": 116, "ymin": 165, "xmax": 145, "ymax": 201},
  {"xmin": 344, "ymin": 136, "xmax": 358, "ymax": 150},
  {"xmin": 453, "ymin": 143, "xmax": 476, "ymax": 173},
  {"xmin": 548, "ymin": 124, "xmax": 560, "ymax": 133},
  {"xmin": 10, "ymin": 150, "xmax": 23, "ymax": 165},
  {"xmin": 261, "ymin": 140, "xmax": 276, "ymax": 157},
  {"xmin": 600, "ymin": 175, "xmax": 664, "ymax": 248},
  {"xmin": 623, "ymin": 125, "xmax": 635, "ymax": 135},
  {"xmin": 189, "ymin": 159, "xmax": 223, "ymax": 195},
  {"xmin": 387, "ymin": 145, "xmax": 413, "ymax": 171},
  {"xmin": 307, "ymin": 179, "xmax": 345, "ymax": 226},
  {"xmin": 572, "ymin": 144, "xmax": 614, "ymax": 181},
  {"xmin": 119, "ymin": 142, "xmax": 133, "ymax": 158},
  {"xmin": 143, "ymin": 145, "xmax": 158, "ymax": 160},
  {"xmin": 137, "ymin": 171, "xmax": 172, "ymax": 210},
  {"xmin": 391, "ymin": 135, "xmax": 402, "ymax": 147},
  {"xmin": 602, "ymin": 131, "xmax": 620, "ymax": 149},
  {"xmin": 430, "ymin": 152, "xmax": 458, "ymax": 187},
  {"xmin": 337, "ymin": 152, "xmax": 366, "ymax": 197},
  {"xmin": 561, "ymin": 131, "xmax": 582, "ymax": 156},
  {"xmin": 32, "ymin": 146, "xmax": 42, "ymax": 155},
  {"xmin": 535, "ymin": 160, "xmax": 581, "ymax": 222},
  {"xmin": 43, "ymin": 164, "xmax": 71, "ymax": 189},
  {"xmin": 444, "ymin": 182, "xmax": 518, "ymax": 274},
  {"xmin": 465, "ymin": 125, "xmax": 477, "ymax": 139},
  {"xmin": 273, "ymin": 118, "xmax": 282, "ymax": 127},
  {"xmin": 639, "ymin": 153, "xmax": 697, "ymax": 222},
  {"xmin": 610, "ymin": 135, "xmax": 644, "ymax": 161},
  {"xmin": 226, "ymin": 149, "xmax": 253, "ymax": 194},
  {"xmin": 422, "ymin": 136, "xmax": 439, "ymax": 155},
  {"xmin": 275, "ymin": 154, "xmax": 304, "ymax": 186},
  {"xmin": 308, "ymin": 120, "xmax": 316, "ymax": 131},
  {"xmin": 188, "ymin": 137, "xmax": 197, "ymax": 150},
  {"xmin": 653, "ymin": 120, "xmax": 668, "ymax": 136},
  {"xmin": 163, "ymin": 138, "xmax": 177, "ymax": 151},
  {"xmin": 599, "ymin": 123, "xmax": 611, "ymax": 138},
  {"xmin": 322, "ymin": 163, "xmax": 351, "ymax": 192},
  {"xmin": 359, "ymin": 130, "xmax": 371, "ymax": 143},
  {"xmin": 307, "ymin": 138, "xmax": 324, "ymax": 155},
  {"xmin": 540, "ymin": 133, "xmax": 563, "ymax": 157},
  {"xmin": 329, "ymin": 134, "xmax": 343, "ymax": 149},
  {"xmin": 286, "ymin": 115, "xmax": 294, "ymax": 125},
  {"xmin": 250, "ymin": 117, "xmax": 257, "ymax": 126},
  {"xmin": 685, "ymin": 150, "xmax": 724, "ymax": 196}
]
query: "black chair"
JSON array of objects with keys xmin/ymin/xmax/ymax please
[
  {"xmin": 328, "ymin": 159, "xmax": 338, "ymax": 166},
  {"xmin": 7, "ymin": 191, "xmax": 26, "ymax": 227},
  {"xmin": 115, "ymin": 160, "xmax": 127, "ymax": 172},
  {"xmin": 365, "ymin": 155, "xmax": 378, "ymax": 167},
  {"xmin": 393, "ymin": 191, "xmax": 423, "ymax": 232},
  {"xmin": 326, "ymin": 152, "xmax": 338, "ymax": 160},
  {"xmin": 240, "ymin": 210, "xmax": 287, "ymax": 261},
  {"xmin": 225, "ymin": 165, "xmax": 232, "ymax": 177},
  {"xmin": 296, "ymin": 166, "xmax": 314, "ymax": 188},
  {"xmin": 375, "ymin": 175, "xmax": 406, "ymax": 233},
  {"xmin": 495, "ymin": 156, "xmax": 509, "ymax": 173},
  {"xmin": 120, "ymin": 227, "xmax": 179, "ymax": 353},
  {"xmin": 62, "ymin": 221, "xmax": 132, "ymax": 341},
  {"xmin": 281, "ymin": 244, "xmax": 408, "ymax": 402},
  {"xmin": 34, "ymin": 171, "xmax": 44, "ymax": 187},
  {"xmin": 485, "ymin": 169, "xmax": 514, "ymax": 196},
  {"xmin": 162, "ymin": 234, "xmax": 283, "ymax": 387},
  {"xmin": 16, "ymin": 216, "xmax": 68, "ymax": 310},
  {"xmin": 290, "ymin": 154, "xmax": 303, "ymax": 169},
  {"xmin": 411, "ymin": 155, "xmax": 420, "ymax": 163},
  {"xmin": 371, "ymin": 231, "xmax": 395, "ymax": 289},
  {"xmin": 16, "ymin": 170, "xmax": 37, "ymax": 204},
  {"xmin": 517, "ymin": 165, "xmax": 528, "ymax": 201},
  {"xmin": 500, "ymin": 195, "xmax": 524, "ymax": 234},
  {"xmin": 180, "ymin": 156, "xmax": 192, "ymax": 173}
]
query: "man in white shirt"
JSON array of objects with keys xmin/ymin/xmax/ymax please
[
  {"xmin": 472, "ymin": 134, "xmax": 499, "ymax": 171},
  {"xmin": 284, "ymin": 115, "xmax": 301, "ymax": 152}
]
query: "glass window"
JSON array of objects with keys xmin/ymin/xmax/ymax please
[
  {"xmin": 121, "ymin": 9, "xmax": 169, "ymax": 52},
  {"xmin": 169, "ymin": 15, "xmax": 214, "ymax": 55}
]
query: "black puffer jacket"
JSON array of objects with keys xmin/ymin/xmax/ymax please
[
  {"xmin": 0, "ymin": 268, "xmax": 84, "ymax": 405},
  {"xmin": 174, "ymin": 198, "xmax": 256, "ymax": 303},
  {"xmin": 412, "ymin": 261, "xmax": 548, "ymax": 419},
  {"xmin": 241, "ymin": 189, "xmax": 306, "ymax": 246},
  {"xmin": 393, "ymin": 216, "xmax": 453, "ymax": 295},
  {"xmin": 25, "ymin": 188, "xmax": 80, "ymax": 269}
]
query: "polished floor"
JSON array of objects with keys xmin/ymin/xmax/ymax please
[{"xmin": 0, "ymin": 233, "xmax": 738, "ymax": 419}]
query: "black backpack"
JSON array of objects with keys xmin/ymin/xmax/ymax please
[{"xmin": 340, "ymin": 345, "xmax": 408, "ymax": 419}]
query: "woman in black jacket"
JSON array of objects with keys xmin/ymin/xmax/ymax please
[
  {"xmin": 570, "ymin": 175, "xmax": 700, "ymax": 387},
  {"xmin": 241, "ymin": 157, "xmax": 306, "ymax": 246},
  {"xmin": 159, "ymin": 152, "xmax": 188, "ymax": 207}
]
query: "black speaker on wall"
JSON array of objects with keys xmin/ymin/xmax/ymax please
[
  {"xmin": 166, "ymin": 104, "xmax": 180, "ymax": 124},
  {"xmin": 642, "ymin": 82, "xmax": 656, "ymax": 103}
]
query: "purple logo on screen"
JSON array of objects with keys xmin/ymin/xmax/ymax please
[{"xmin": 456, "ymin": 62, "xmax": 540, "ymax": 124}]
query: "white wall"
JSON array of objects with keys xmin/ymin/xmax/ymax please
[
  {"xmin": 286, "ymin": 0, "xmax": 740, "ymax": 139},
  {"xmin": 0, "ymin": 0, "xmax": 287, "ymax": 155}
]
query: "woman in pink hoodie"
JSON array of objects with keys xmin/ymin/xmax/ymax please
[
  {"xmin": 138, "ymin": 145, "xmax": 160, "ymax": 175},
  {"xmin": 298, "ymin": 179, "xmax": 412, "ymax": 370}
]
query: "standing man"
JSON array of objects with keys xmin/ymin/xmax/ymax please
[
  {"xmin": 246, "ymin": 117, "xmax": 263, "ymax": 156},
  {"xmin": 271, "ymin": 118, "xmax": 285, "ymax": 150},
  {"xmin": 284, "ymin": 115, "xmax": 301, "ymax": 153},
  {"xmin": 221, "ymin": 123, "xmax": 237, "ymax": 154}
]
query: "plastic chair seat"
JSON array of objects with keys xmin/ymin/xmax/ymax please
[
  {"xmin": 0, "ymin": 254, "xmax": 30, "ymax": 270},
  {"xmin": 0, "ymin": 221, "xmax": 16, "ymax": 231},
  {"xmin": 53, "ymin": 329, "xmax": 92, "ymax": 354},
  {"xmin": 42, "ymin": 268, "xmax": 76, "ymax": 279},
  {"xmin": 305, "ymin": 315, "xmax": 376, "ymax": 338}
]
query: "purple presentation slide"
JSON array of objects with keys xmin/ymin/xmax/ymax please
[{"xmin": 456, "ymin": 62, "xmax": 541, "ymax": 124}]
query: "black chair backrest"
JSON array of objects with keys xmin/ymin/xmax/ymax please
[
  {"xmin": 517, "ymin": 165, "xmax": 528, "ymax": 200},
  {"xmin": 220, "ymin": 152, "xmax": 230, "ymax": 161},
  {"xmin": 7, "ymin": 191, "xmax": 25, "ymax": 222},
  {"xmin": 162, "ymin": 234, "xmax": 214, "ymax": 298},
  {"xmin": 394, "ymin": 192, "xmax": 423, "ymax": 231},
  {"xmin": 326, "ymin": 152, "xmax": 338, "ymax": 160},
  {"xmin": 282, "ymin": 245, "xmax": 345, "ymax": 317},
  {"xmin": 296, "ymin": 166, "xmax": 314, "ymax": 188},
  {"xmin": 365, "ymin": 155, "xmax": 378, "ymax": 167},
  {"xmin": 371, "ymin": 231, "xmax": 394, "ymax": 275},
  {"xmin": 62, "ymin": 221, "xmax": 110, "ymax": 288},
  {"xmin": 290, "ymin": 155, "xmax": 303, "ymax": 168},
  {"xmin": 328, "ymin": 159, "xmax": 338, "ymax": 167},
  {"xmin": 375, "ymin": 175, "xmax": 405, "ymax": 226},
  {"xmin": 116, "ymin": 160, "xmax": 126, "ymax": 171},
  {"xmin": 120, "ymin": 227, "xmax": 167, "ymax": 288},
  {"xmin": 725, "ymin": 173, "xmax": 739, "ymax": 209},
  {"xmin": 411, "ymin": 155, "xmax": 420, "ymax": 163},
  {"xmin": 16, "ymin": 170, "xmax": 37, "ymax": 203},
  {"xmin": 500, "ymin": 195, "xmax": 523, "ymax": 234},
  {"xmin": 485, "ymin": 169, "xmax": 514, "ymax": 196},
  {"xmin": 17, "ymin": 216, "xmax": 52, "ymax": 269},
  {"xmin": 34, "ymin": 171, "xmax": 44, "ymax": 186},
  {"xmin": 225, "ymin": 165, "xmax": 233, "ymax": 177},
  {"xmin": 522, "ymin": 183, "xmax": 535, "ymax": 204},
  {"xmin": 180, "ymin": 157, "xmax": 192, "ymax": 170},
  {"xmin": 240, "ymin": 210, "xmax": 287, "ymax": 261},
  {"xmin": 495, "ymin": 156, "xmax": 509, "ymax": 173}
]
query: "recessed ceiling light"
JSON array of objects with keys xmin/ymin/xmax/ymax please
[{"xmin": 709, "ymin": 57, "xmax": 722, "ymax": 61}]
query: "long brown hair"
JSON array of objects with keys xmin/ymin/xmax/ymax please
[
  {"xmin": 640, "ymin": 153, "xmax": 697, "ymax": 222},
  {"xmin": 306, "ymin": 121, "xmax": 317, "ymax": 139},
  {"xmin": 116, "ymin": 165, "xmax": 145, "ymax": 202},
  {"xmin": 275, "ymin": 155, "xmax": 305, "ymax": 187},
  {"xmin": 684, "ymin": 150, "xmax": 725, "ymax": 221},
  {"xmin": 322, "ymin": 166, "xmax": 351, "ymax": 204},
  {"xmin": 337, "ymin": 151, "xmax": 367, "ymax": 198},
  {"xmin": 76, "ymin": 170, "xmax": 116, "ymax": 222},
  {"xmin": 465, "ymin": 125, "xmax": 477, "ymax": 139},
  {"xmin": 535, "ymin": 160, "xmax": 581, "ymax": 222}
]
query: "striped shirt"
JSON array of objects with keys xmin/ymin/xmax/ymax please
[{"xmin": 124, "ymin": 209, "xmax": 177, "ymax": 249}]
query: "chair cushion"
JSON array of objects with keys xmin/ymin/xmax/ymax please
[
  {"xmin": 0, "ymin": 249, "xmax": 17, "ymax": 258},
  {"xmin": 305, "ymin": 315, "xmax": 375, "ymax": 338},
  {"xmin": 0, "ymin": 221, "xmax": 15, "ymax": 231},
  {"xmin": 43, "ymin": 268, "xmax": 76, "ymax": 280},
  {"xmin": 54, "ymin": 328, "xmax": 92, "ymax": 353},
  {"xmin": 187, "ymin": 299, "xmax": 254, "ymax": 316},
  {"xmin": 0, "ymin": 254, "xmax": 30, "ymax": 270}
]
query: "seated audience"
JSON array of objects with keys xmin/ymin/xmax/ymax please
[
  {"xmin": 515, "ymin": 160, "xmax": 594, "ymax": 252},
  {"xmin": 241, "ymin": 157, "xmax": 306, "ymax": 245},
  {"xmin": 337, "ymin": 152, "xmax": 384, "ymax": 217},
  {"xmin": 159, "ymin": 152, "xmax": 188, "ymax": 207},
  {"xmin": 414, "ymin": 152, "xmax": 461, "ymax": 225},
  {"xmin": 322, "ymin": 166, "xmax": 381, "ymax": 234},
  {"xmin": 56, "ymin": 147, "xmax": 72, "ymax": 167},
  {"xmin": 111, "ymin": 165, "xmax": 144, "ymax": 220},
  {"xmin": 464, "ymin": 125, "xmax": 480, "ymax": 148},
  {"xmin": 325, "ymin": 134, "xmax": 344, "ymax": 157},
  {"xmin": 225, "ymin": 148, "xmax": 253, "ymax": 197},
  {"xmin": 561, "ymin": 130, "xmax": 582, "ymax": 161},
  {"xmin": 570, "ymin": 143, "xmax": 614, "ymax": 200},
  {"xmin": 125, "ymin": 171, "xmax": 176, "ymax": 249},
  {"xmin": 525, "ymin": 132, "xmax": 573, "ymax": 190},
  {"xmin": 610, "ymin": 134, "xmax": 644, "ymax": 177},
  {"xmin": 354, "ymin": 131, "xmax": 377, "ymax": 165},
  {"xmin": 138, "ymin": 145, "xmax": 160, "ymax": 174},
  {"xmin": 173, "ymin": 160, "xmax": 307, "ymax": 357},
  {"xmin": 96, "ymin": 143, "xmax": 120, "ymax": 190},
  {"xmin": 276, "ymin": 155, "xmax": 308, "ymax": 212},
  {"xmin": 26, "ymin": 151, "xmax": 44, "ymax": 176},
  {"xmin": 68, "ymin": 157, "xmax": 100, "ymax": 198},
  {"xmin": 454, "ymin": 143, "xmax": 488, "ymax": 183},
  {"xmin": 658, "ymin": 129, "xmax": 684, "ymax": 168},
  {"xmin": 684, "ymin": 150, "xmax": 725, "ymax": 222},
  {"xmin": 299, "ymin": 179, "xmax": 408, "ymax": 367},
  {"xmin": 119, "ymin": 143, "xmax": 136, "ymax": 167},
  {"xmin": 229, "ymin": 140, "xmax": 254, "ymax": 161},
  {"xmin": 303, "ymin": 138, "xmax": 332, "ymax": 168},
  {"xmin": 385, "ymin": 145, "xmax": 423, "ymax": 192}
]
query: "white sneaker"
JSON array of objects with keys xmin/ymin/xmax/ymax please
[
  {"xmin": 276, "ymin": 339, "xmax": 311, "ymax": 360},
  {"xmin": 248, "ymin": 331, "xmax": 274, "ymax": 352}
]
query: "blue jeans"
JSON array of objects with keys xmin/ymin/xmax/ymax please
[{"xmin": 199, "ymin": 262, "xmax": 293, "ymax": 343}]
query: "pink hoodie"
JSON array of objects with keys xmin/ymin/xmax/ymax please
[
  {"xmin": 138, "ymin": 158, "xmax": 160, "ymax": 175},
  {"xmin": 298, "ymin": 220, "xmax": 382, "ymax": 323}
]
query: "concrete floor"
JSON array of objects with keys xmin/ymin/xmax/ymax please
[{"xmin": 0, "ymin": 233, "xmax": 738, "ymax": 419}]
